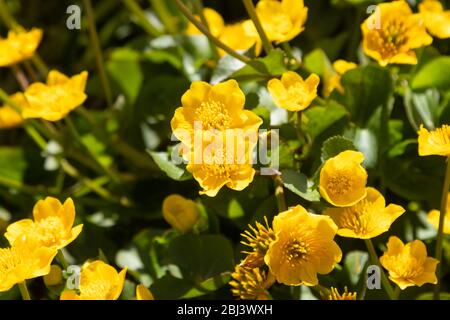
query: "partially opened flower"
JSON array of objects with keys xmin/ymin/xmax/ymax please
[
  {"xmin": 22, "ymin": 70, "xmax": 88, "ymax": 121},
  {"xmin": 0, "ymin": 28, "xmax": 43, "ymax": 67},
  {"xmin": 361, "ymin": 1, "xmax": 432, "ymax": 66},
  {"xmin": 265, "ymin": 205, "xmax": 342, "ymax": 286},
  {"xmin": 136, "ymin": 284, "xmax": 154, "ymax": 300},
  {"xmin": 5, "ymin": 197, "xmax": 83, "ymax": 250},
  {"xmin": 60, "ymin": 260, "xmax": 127, "ymax": 300},
  {"xmin": 0, "ymin": 93, "xmax": 27, "ymax": 129},
  {"xmin": 419, "ymin": 0, "xmax": 450, "ymax": 39},
  {"xmin": 427, "ymin": 192, "xmax": 450, "ymax": 234},
  {"xmin": 380, "ymin": 236, "xmax": 438, "ymax": 290},
  {"xmin": 418, "ymin": 124, "xmax": 450, "ymax": 157},
  {"xmin": 162, "ymin": 194, "xmax": 200, "ymax": 233},
  {"xmin": 267, "ymin": 71, "xmax": 320, "ymax": 112},
  {"xmin": 324, "ymin": 60, "xmax": 358, "ymax": 97},
  {"xmin": 0, "ymin": 236, "xmax": 57, "ymax": 292},
  {"xmin": 324, "ymin": 187, "xmax": 405, "ymax": 239},
  {"xmin": 320, "ymin": 150, "xmax": 368, "ymax": 207},
  {"xmin": 186, "ymin": 8, "xmax": 224, "ymax": 37}
]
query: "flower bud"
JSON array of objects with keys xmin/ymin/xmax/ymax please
[{"xmin": 162, "ymin": 194, "xmax": 200, "ymax": 233}]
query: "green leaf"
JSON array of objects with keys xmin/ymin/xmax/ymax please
[
  {"xmin": 148, "ymin": 151, "xmax": 192, "ymax": 181},
  {"xmin": 231, "ymin": 49, "xmax": 287, "ymax": 81},
  {"xmin": 302, "ymin": 101, "xmax": 349, "ymax": 140},
  {"xmin": 211, "ymin": 54, "xmax": 246, "ymax": 84},
  {"xmin": 281, "ymin": 169, "xmax": 320, "ymax": 202},
  {"xmin": 344, "ymin": 250, "xmax": 369, "ymax": 285},
  {"xmin": 303, "ymin": 48, "xmax": 333, "ymax": 78},
  {"xmin": 412, "ymin": 56, "xmax": 450, "ymax": 91},
  {"xmin": 321, "ymin": 135, "xmax": 357, "ymax": 161},
  {"xmin": 0, "ymin": 147, "xmax": 26, "ymax": 182},
  {"xmin": 353, "ymin": 128, "xmax": 378, "ymax": 169}
]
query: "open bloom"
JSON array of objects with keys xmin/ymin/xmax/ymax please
[
  {"xmin": 0, "ymin": 93, "xmax": 27, "ymax": 129},
  {"xmin": 253, "ymin": 0, "xmax": 308, "ymax": 43},
  {"xmin": 265, "ymin": 205, "xmax": 342, "ymax": 286},
  {"xmin": 361, "ymin": 1, "xmax": 432, "ymax": 66},
  {"xmin": 427, "ymin": 192, "xmax": 450, "ymax": 234},
  {"xmin": 0, "ymin": 28, "xmax": 43, "ymax": 67},
  {"xmin": 136, "ymin": 284, "xmax": 154, "ymax": 300},
  {"xmin": 324, "ymin": 60, "xmax": 358, "ymax": 97},
  {"xmin": 380, "ymin": 236, "xmax": 438, "ymax": 290},
  {"xmin": 5, "ymin": 197, "xmax": 83, "ymax": 250},
  {"xmin": 0, "ymin": 236, "xmax": 57, "ymax": 292},
  {"xmin": 418, "ymin": 124, "xmax": 450, "ymax": 157},
  {"xmin": 162, "ymin": 194, "xmax": 200, "ymax": 232},
  {"xmin": 324, "ymin": 187, "xmax": 405, "ymax": 239},
  {"xmin": 267, "ymin": 71, "xmax": 320, "ymax": 112},
  {"xmin": 419, "ymin": 0, "xmax": 450, "ymax": 39},
  {"xmin": 22, "ymin": 70, "xmax": 88, "ymax": 121},
  {"xmin": 320, "ymin": 150, "xmax": 368, "ymax": 207},
  {"xmin": 60, "ymin": 260, "xmax": 127, "ymax": 300}
]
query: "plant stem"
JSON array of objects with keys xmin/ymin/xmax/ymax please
[
  {"xmin": 149, "ymin": 0, "xmax": 177, "ymax": 34},
  {"xmin": 393, "ymin": 285, "xmax": 401, "ymax": 300},
  {"xmin": 273, "ymin": 175, "xmax": 287, "ymax": 212},
  {"xmin": 11, "ymin": 65, "xmax": 29, "ymax": 90},
  {"xmin": 122, "ymin": 0, "xmax": 162, "ymax": 37},
  {"xmin": 83, "ymin": 0, "xmax": 113, "ymax": 108},
  {"xmin": 192, "ymin": 0, "xmax": 220, "ymax": 60},
  {"xmin": 364, "ymin": 239, "xmax": 396, "ymax": 300},
  {"xmin": 18, "ymin": 282, "xmax": 31, "ymax": 300},
  {"xmin": 242, "ymin": 0, "xmax": 273, "ymax": 54},
  {"xmin": 57, "ymin": 250, "xmax": 70, "ymax": 270},
  {"xmin": 433, "ymin": 157, "xmax": 450, "ymax": 300}
]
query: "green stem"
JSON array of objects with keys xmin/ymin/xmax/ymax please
[
  {"xmin": 433, "ymin": 157, "xmax": 450, "ymax": 300},
  {"xmin": 122, "ymin": 0, "xmax": 162, "ymax": 37},
  {"xmin": 364, "ymin": 239, "xmax": 396, "ymax": 300},
  {"xmin": 192, "ymin": 0, "xmax": 220, "ymax": 60},
  {"xmin": 273, "ymin": 175, "xmax": 287, "ymax": 212},
  {"xmin": 393, "ymin": 285, "xmax": 401, "ymax": 300},
  {"xmin": 242, "ymin": 0, "xmax": 273, "ymax": 55},
  {"xmin": 57, "ymin": 250, "xmax": 70, "ymax": 270},
  {"xmin": 83, "ymin": 0, "xmax": 113, "ymax": 108},
  {"xmin": 149, "ymin": 0, "xmax": 177, "ymax": 34},
  {"xmin": 18, "ymin": 282, "xmax": 31, "ymax": 300}
]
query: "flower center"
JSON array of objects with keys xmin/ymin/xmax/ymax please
[
  {"xmin": 429, "ymin": 125, "xmax": 450, "ymax": 146},
  {"xmin": 392, "ymin": 255, "xmax": 425, "ymax": 279},
  {"xmin": 285, "ymin": 238, "xmax": 309, "ymax": 265},
  {"xmin": 81, "ymin": 280, "xmax": 113, "ymax": 299},
  {"xmin": 195, "ymin": 100, "xmax": 231, "ymax": 130},
  {"xmin": 287, "ymin": 83, "xmax": 308, "ymax": 104},
  {"xmin": 35, "ymin": 216, "xmax": 66, "ymax": 247},
  {"xmin": 0, "ymin": 247, "xmax": 21, "ymax": 275},
  {"xmin": 327, "ymin": 173, "xmax": 353, "ymax": 196},
  {"xmin": 338, "ymin": 199, "xmax": 373, "ymax": 235},
  {"xmin": 374, "ymin": 18, "xmax": 410, "ymax": 57}
]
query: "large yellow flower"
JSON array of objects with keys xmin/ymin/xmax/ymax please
[
  {"xmin": 265, "ymin": 205, "xmax": 342, "ymax": 286},
  {"xmin": 324, "ymin": 60, "xmax": 358, "ymax": 97},
  {"xmin": 60, "ymin": 260, "xmax": 127, "ymax": 300},
  {"xmin": 22, "ymin": 70, "xmax": 88, "ymax": 121},
  {"xmin": 361, "ymin": 1, "xmax": 432, "ymax": 67},
  {"xmin": 427, "ymin": 192, "xmax": 450, "ymax": 234},
  {"xmin": 267, "ymin": 71, "xmax": 320, "ymax": 112},
  {"xmin": 380, "ymin": 236, "xmax": 438, "ymax": 290},
  {"xmin": 419, "ymin": 0, "xmax": 450, "ymax": 39},
  {"xmin": 253, "ymin": 0, "xmax": 308, "ymax": 43},
  {"xmin": 0, "ymin": 28, "xmax": 43, "ymax": 67},
  {"xmin": 0, "ymin": 236, "xmax": 57, "ymax": 292},
  {"xmin": 162, "ymin": 194, "xmax": 200, "ymax": 232},
  {"xmin": 418, "ymin": 124, "xmax": 450, "ymax": 157},
  {"xmin": 186, "ymin": 8, "xmax": 224, "ymax": 37},
  {"xmin": 319, "ymin": 150, "xmax": 368, "ymax": 207},
  {"xmin": 5, "ymin": 197, "xmax": 83, "ymax": 250},
  {"xmin": 0, "ymin": 92, "xmax": 27, "ymax": 129},
  {"xmin": 324, "ymin": 187, "xmax": 405, "ymax": 239}
]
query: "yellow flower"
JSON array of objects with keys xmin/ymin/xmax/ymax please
[
  {"xmin": 267, "ymin": 71, "xmax": 320, "ymax": 112},
  {"xmin": 136, "ymin": 284, "xmax": 154, "ymax": 300},
  {"xmin": 0, "ymin": 28, "xmax": 43, "ymax": 67},
  {"xmin": 327, "ymin": 287, "xmax": 357, "ymax": 300},
  {"xmin": 218, "ymin": 22, "xmax": 260, "ymax": 57},
  {"xmin": 418, "ymin": 124, "xmax": 450, "ymax": 157},
  {"xmin": 265, "ymin": 205, "xmax": 342, "ymax": 286},
  {"xmin": 22, "ymin": 70, "xmax": 88, "ymax": 121},
  {"xmin": 324, "ymin": 60, "xmax": 358, "ymax": 97},
  {"xmin": 60, "ymin": 260, "xmax": 127, "ymax": 300},
  {"xmin": 324, "ymin": 187, "xmax": 405, "ymax": 239},
  {"xmin": 0, "ymin": 93, "xmax": 27, "ymax": 129},
  {"xmin": 254, "ymin": 0, "xmax": 308, "ymax": 43},
  {"xmin": 380, "ymin": 236, "xmax": 438, "ymax": 290},
  {"xmin": 162, "ymin": 194, "xmax": 200, "ymax": 233},
  {"xmin": 319, "ymin": 150, "xmax": 368, "ymax": 207},
  {"xmin": 5, "ymin": 197, "xmax": 83, "ymax": 250},
  {"xmin": 0, "ymin": 236, "xmax": 57, "ymax": 292},
  {"xmin": 361, "ymin": 0, "xmax": 432, "ymax": 67},
  {"xmin": 419, "ymin": 0, "xmax": 450, "ymax": 39},
  {"xmin": 427, "ymin": 192, "xmax": 450, "ymax": 234},
  {"xmin": 186, "ymin": 8, "xmax": 224, "ymax": 37},
  {"xmin": 171, "ymin": 80, "xmax": 262, "ymax": 146},
  {"xmin": 230, "ymin": 263, "xmax": 275, "ymax": 300},
  {"xmin": 43, "ymin": 265, "xmax": 63, "ymax": 287}
]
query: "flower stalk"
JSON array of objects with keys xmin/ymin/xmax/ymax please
[
  {"xmin": 18, "ymin": 282, "xmax": 31, "ymax": 300},
  {"xmin": 242, "ymin": 0, "xmax": 273, "ymax": 54}
]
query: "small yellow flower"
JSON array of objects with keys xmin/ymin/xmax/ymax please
[
  {"xmin": 427, "ymin": 192, "xmax": 450, "ymax": 234},
  {"xmin": 0, "ymin": 236, "xmax": 57, "ymax": 292},
  {"xmin": 267, "ymin": 71, "xmax": 320, "ymax": 112},
  {"xmin": 361, "ymin": 0, "xmax": 432, "ymax": 67},
  {"xmin": 265, "ymin": 205, "xmax": 342, "ymax": 286},
  {"xmin": 5, "ymin": 197, "xmax": 83, "ymax": 250},
  {"xmin": 0, "ymin": 93, "xmax": 27, "ymax": 129},
  {"xmin": 253, "ymin": 0, "xmax": 308, "ymax": 43},
  {"xmin": 43, "ymin": 265, "xmax": 63, "ymax": 287},
  {"xmin": 324, "ymin": 187, "xmax": 405, "ymax": 239},
  {"xmin": 22, "ymin": 70, "xmax": 88, "ymax": 121},
  {"xmin": 326, "ymin": 287, "xmax": 357, "ymax": 300},
  {"xmin": 60, "ymin": 260, "xmax": 127, "ymax": 300},
  {"xmin": 324, "ymin": 60, "xmax": 358, "ymax": 97},
  {"xmin": 320, "ymin": 150, "xmax": 368, "ymax": 207},
  {"xmin": 418, "ymin": 124, "xmax": 450, "ymax": 157},
  {"xmin": 419, "ymin": 0, "xmax": 450, "ymax": 39},
  {"xmin": 241, "ymin": 217, "xmax": 276, "ymax": 257},
  {"xmin": 186, "ymin": 8, "xmax": 224, "ymax": 37},
  {"xmin": 162, "ymin": 194, "xmax": 200, "ymax": 233},
  {"xmin": 380, "ymin": 236, "xmax": 438, "ymax": 290},
  {"xmin": 0, "ymin": 28, "xmax": 43, "ymax": 67},
  {"xmin": 136, "ymin": 284, "xmax": 154, "ymax": 300}
]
